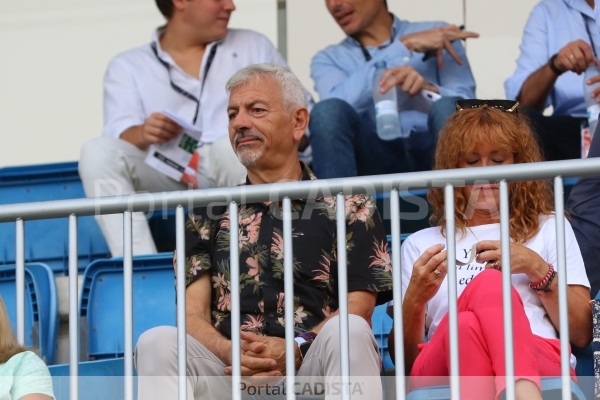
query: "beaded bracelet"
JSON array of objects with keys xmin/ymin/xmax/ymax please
[
  {"xmin": 535, "ymin": 270, "xmax": 557, "ymax": 296},
  {"xmin": 529, "ymin": 263, "xmax": 557, "ymax": 292}
]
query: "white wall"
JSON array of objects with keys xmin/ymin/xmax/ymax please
[{"xmin": 0, "ymin": 0, "xmax": 537, "ymax": 167}]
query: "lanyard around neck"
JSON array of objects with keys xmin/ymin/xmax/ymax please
[
  {"xmin": 582, "ymin": 12, "xmax": 598, "ymax": 58},
  {"xmin": 150, "ymin": 42, "xmax": 219, "ymax": 124}
]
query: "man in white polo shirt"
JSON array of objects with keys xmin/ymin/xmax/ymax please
[{"xmin": 79, "ymin": 0, "xmax": 311, "ymax": 256}]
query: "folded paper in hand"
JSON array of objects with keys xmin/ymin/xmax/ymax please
[{"xmin": 144, "ymin": 110, "xmax": 202, "ymax": 184}]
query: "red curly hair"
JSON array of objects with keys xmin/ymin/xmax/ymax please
[{"xmin": 428, "ymin": 105, "xmax": 555, "ymax": 243}]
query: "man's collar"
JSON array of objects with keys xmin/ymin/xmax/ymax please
[
  {"xmin": 346, "ymin": 13, "xmax": 400, "ymax": 49},
  {"xmin": 243, "ymin": 162, "xmax": 317, "ymax": 186},
  {"xmin": 563, "ymin": 0, "xmax": 594, "ymax": 18},
  {"xmin": 151, "ymin": 26, "xmax": 224, "ymax": 66}
]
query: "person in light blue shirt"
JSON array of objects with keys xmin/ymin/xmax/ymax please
[
  {"xmin": 505, "ymin": 0, "xmax": 600, "ymax": 161},
  {"xmin": 309, "ymin": 0, "xmax": 477, "ymax": 178}
]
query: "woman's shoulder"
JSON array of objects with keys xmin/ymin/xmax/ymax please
[{"xmin": 2, "ymin": 351, "xmax": 49, "ymax": 376}]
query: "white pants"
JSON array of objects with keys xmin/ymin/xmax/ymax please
[
  {"xmin": 78, "ymin": 136, "xmax": 246, "ymax": 256},
  {"xmin": 135, "ymin": 315, "xmax": 382, "ymax": 400}
]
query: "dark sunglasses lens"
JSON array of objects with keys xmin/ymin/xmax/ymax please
[{"xmin": 456, "ymin": 100, "xmax": 518, "ymax": 113}]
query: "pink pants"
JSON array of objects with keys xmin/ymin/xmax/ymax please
[{"xmin": 409, "ymin": 269, "xmax": 575, "ymax": 400}]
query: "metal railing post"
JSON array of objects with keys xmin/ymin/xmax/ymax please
[
  {"xmin": 175, "ymin": 206, "xmax": 188, "ymax": 400},
  {"xmin": 444, "ymin": 185, "xmax": 460, "ymax": 399},
  {"xmin": 499, "ymin": 180, "xmax": 515, "ymax": 399},
  {"xmin": 283, "ymin": 197, "xmax": 296, "ymax": 400},
  {"xmin": 68, "ymin": 215, "xmax": 79, "ymax": 400},
  {"xmin": 15, "ymin": 218, "xmax": 25, "ymax": 345},
  {"xmin": 336, "ymin": 193, "xmax": 350, "ymax": 400},
  {"xmin": 123, "ymin": 211, "xmax": 134, "ymax": 400},
  {"xmin": 229, "ymin": 202, "xmax": 242, "ymax": 400},
  {"xmin": 554, "ymin": 177, "xmax": 571, "ymax": 400},
  {"xmin": 390, "ymin": 189, "xmax": 406, "ymax": 400}
]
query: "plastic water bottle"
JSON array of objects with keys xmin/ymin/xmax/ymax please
[
  {"xmin": 584, "ymin": 64, "xmax": 600, "ymax": 137},
  {"xmin": 373, "ymin": 61, "xmax": 408, "ymax": 140}
]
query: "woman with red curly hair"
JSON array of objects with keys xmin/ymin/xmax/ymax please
[{"xmin": 396, "ymin": 101, "xmax": 592, "ymax": 400}]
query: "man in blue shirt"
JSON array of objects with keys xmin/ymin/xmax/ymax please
[
  {"xmin": 505, "ymin": 0, "xmax": 600, "ymax": 161},
  {"xmin": 309, "ymin": 0, "xmax": 477, "ymax": 178}
]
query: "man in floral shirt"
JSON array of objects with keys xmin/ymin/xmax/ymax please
[{"xmin": 135, "ymin": 64, "xmax": 393, "ymax": 399}]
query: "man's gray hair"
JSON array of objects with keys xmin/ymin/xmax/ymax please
[{"xmin": 226, "ymin": 63, "xmax": 307, "ymax": 111}]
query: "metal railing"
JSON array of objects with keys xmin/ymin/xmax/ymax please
[{"xmin": 3, "ymin": 158, "xmax": 600, "ymax": 400}]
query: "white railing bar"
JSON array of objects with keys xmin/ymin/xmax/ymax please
[
  {"xmin": 123, "ymin": 211, "xmax": 134, "ymax": 400},
  {"xmin": 282, "ymin": 197, "xmax": 296, "ymax": 400},
  {"xmin": 391, "ymin": 189, "xmax": 406, "ymax": 400},
  {"xmin": 444, "ymin": 185, "xmax": 460, "ymax": 399},
  {"xmin": 15, "ymin": 218, "xmax": 25, "ymax": 345},
  {"xmin": 336, "ymin": 193, "xmax": 350, "ymax": 400},
  {"xmin": 499, "ymin": 180, "xmax": 515, "ymax": 399},
  {"xmin": 554, "ymin": 177, "xmax": 572, "ymax": 400},
  {"xmin": 2, "ymin": 159, "xmax": 600, "ymax": 222},
  {"xmin": 68, "ymin": 214, "xmax": 78, "ymax": 400},
  {"xmin": 229, "ymin": 202, "xmax": 242, "ymax": 400},
  {"xmin": 175, "ymin": 206, "xmax": 187, "ymax": 400}
]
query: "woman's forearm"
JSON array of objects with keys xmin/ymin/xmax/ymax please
[
  {"xmin": 540, "ymin": 282, "xmax": 592, "ymax": 347},
  {"xmin": 402, "ymin": 298, "xmax": 427, "ymax": 373}
]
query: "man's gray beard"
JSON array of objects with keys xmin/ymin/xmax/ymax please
[
  {"xmin": 236, "ymin": 148, "xmax": 263, "ymax": 167},
  {"xmin": 234, "ymin": 130, "xmax": 264, "ymax": 167}
]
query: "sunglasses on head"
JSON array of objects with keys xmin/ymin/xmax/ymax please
[{"xmin": 455, "ymin": 99, "xmax": 519, "ymax": 114}]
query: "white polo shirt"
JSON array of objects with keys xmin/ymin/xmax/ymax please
[{"xmin": 103, "ymin": 28, "xmax": 311, "ymax": 146}]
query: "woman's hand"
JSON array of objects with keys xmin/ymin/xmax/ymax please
[
  {"xmin": 475, "ymin": 240, "xmax": 549, "ymax": 282},
  {"xmin": 404, "ymin": 244, "xmax": 448, "ymax": 305}
]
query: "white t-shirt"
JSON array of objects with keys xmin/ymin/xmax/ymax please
[{"xmin": 400, "ymin": 214, "xmax": 590, "ymax": 342}]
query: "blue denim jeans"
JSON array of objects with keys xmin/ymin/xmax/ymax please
[
  {"xmin": 566, "ymin": 123, "xmax": 600, "ymax": 297},
  {"xmin": 308, "ymin": 96, "xmax": 458, "ymax": 178}
]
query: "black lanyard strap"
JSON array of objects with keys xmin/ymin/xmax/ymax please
[
  {"xmin": 361, "ymin": 45, "xmax": 372, "ymax": 62},
  {"xmin": 582, "ymin": 12, "xmax": 598, "ymax": 58},
  {"xmin": 150, "ymin": 42, "xmax": 218, "ymax": 124}
]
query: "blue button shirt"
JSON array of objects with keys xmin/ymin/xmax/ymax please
[
  {"xmin": 310, "ymin": 16, "xmax": 476, "ymax": 134},
  {"xmin": 505, "ymin": 0, "xmax": 600, "ymax": 117}
]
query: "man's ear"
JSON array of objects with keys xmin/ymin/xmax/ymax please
[
  {"xmin": 291, "ymin": 107, "xmax": 309, "ymax": 143},
  {"xmin": 171, "ymin": 0, "xmax": 186, "ymax": 12}
]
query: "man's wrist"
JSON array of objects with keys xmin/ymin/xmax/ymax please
[{"xmin": 548, "ymin": 54, "xmax": 565, "ymax": 76}]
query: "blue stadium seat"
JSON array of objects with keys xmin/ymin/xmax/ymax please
[
  {"xmin": 0, "ymin": 263, "xmax": 58, "ymax": 364},
  {"xmin": 0, "ymin": 162, "xmax": 110, "ymax": 274},
  {"xmin": 375, "ymin": 189, "xmax": 431, "ymax": 237},
  {"xmin": 49, "ymin": 358, "xmax": 134, "ymax": 400},
  {"xmin": 372, "ymin": 304, "xmax": 393, "ymax": 370},
  {"xmin": 79, "ymin": 254, "xmax": 176, "ymax": 360}
]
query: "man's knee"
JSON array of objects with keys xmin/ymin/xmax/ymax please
[
  {"xmin": 321, "ymin": 314, "xmax": 376, "ymax": 350},
  {"xmin": 428, "ymin": 96, "xmax": 459, "ymax": 133},
  {"xmin": 135, "ymin": 326, "xmax": 178, "ymax": 375},
  {"xmin": 311, "ymin": 98, "xmax": 355, "ymax": 118},
  {"xmin": 79, "ymin": 137, "xmax": 126, "ymax": 180},
  {"xmin": 309, "ymin": 98, "xmax": 359, "ymax": 138}
]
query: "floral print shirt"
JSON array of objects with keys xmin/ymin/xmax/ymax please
[{"xmin": 180, "ymin": 163, "xmax": 392, "ymax": 339}]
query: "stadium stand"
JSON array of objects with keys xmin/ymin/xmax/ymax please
[
  {"xmin": 49, "ymin": 357, "xmax": 134, "ymax": 400},
  {"xmin": 0, "ymin": 162, "xmax": 109, "ymax": 274},
  {"xmin": 0, "ymin": 263, "xmax": 58, "ymax": 364},
  {"xmin": 79, "ymin": 253, "xmax": 175, "ymax": 360}
]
